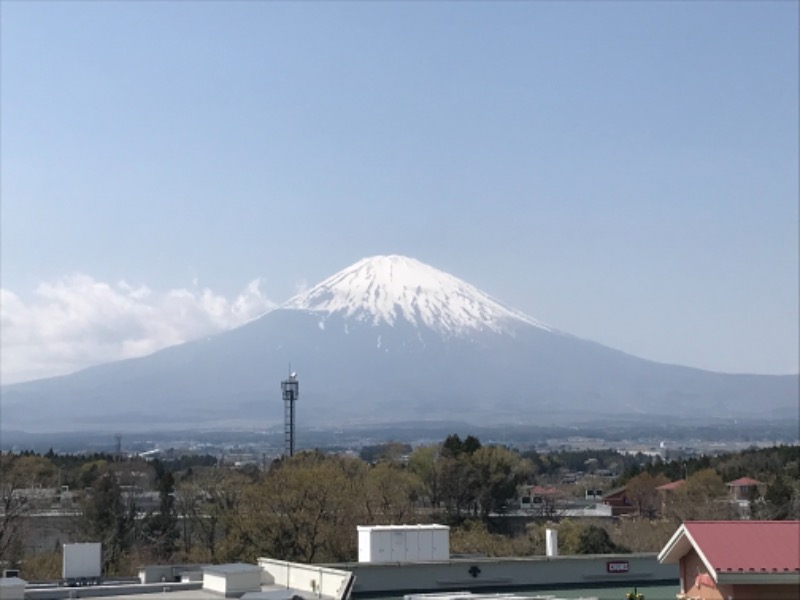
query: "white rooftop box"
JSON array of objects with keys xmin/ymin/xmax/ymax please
[
  {"xmin": 203, "ymin": 563, "xmax": 262, "ymax": 598},
  {"xmin": 63, "ymin": 542, "xmax": 102, "ymax": 579},
  {"xmin": 0, "ymin": 577, "xmax": 26, "ymax": 600},
  {"xmin": 357, "ymin": 524, "xmax": 449, "ymax": 563}
]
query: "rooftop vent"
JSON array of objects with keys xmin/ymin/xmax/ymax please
[{"xmin": 203, "ymin": 563, "xmax": 262, "ymax": 598}]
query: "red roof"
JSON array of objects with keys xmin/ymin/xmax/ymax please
[
  {"xmin": 656, "ymin": 479, "xmax": 685, "ymax": 491},
  {"xmin": 685, "ymin": 521, "xmax": 800, "ymax": 573},
  {"xmin": 726, "ymin": 476, "xmax": 761, "ymax": 487}
]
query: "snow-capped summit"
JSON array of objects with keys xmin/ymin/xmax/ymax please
[{"xmin": 283, "ymin": 254, "xmax": 550, "ymax": 334}]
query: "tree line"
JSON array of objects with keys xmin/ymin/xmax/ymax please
[{"xmin": 2, "ymin": 438, "xmax": 798, "ymax": 580}]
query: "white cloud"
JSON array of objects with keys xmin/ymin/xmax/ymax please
[{"xmin": 0, "ymin": 274, "xmax": 276, "ymax": 385}]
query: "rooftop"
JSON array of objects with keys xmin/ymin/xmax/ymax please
[
  {"xmin": 656, "ymin": 479, "xmax": 685, "ymax": 491},
  {"xmin": 658, "ymin": 520, "xmax": 800, "ymax": 577},
  {"xmin": 357, "ymin": 524, "xmax": 449, "ymax": 531},
  {"xmin": 726, "ymin": 477, "xmax": 761, "ymax": 487}
]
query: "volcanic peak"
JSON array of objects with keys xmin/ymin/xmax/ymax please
[{"xmin": 283, "ymin": 255, "xmax": 549, "ymax": 334}]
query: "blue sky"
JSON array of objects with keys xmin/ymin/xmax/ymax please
[{"xmin": 1, "ymin": 1, "xmax": 797, "ymax": 382}]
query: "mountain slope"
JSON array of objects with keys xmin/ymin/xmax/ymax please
[{"xmin": 2, "ymin": 255, "xmax": 797, "ymax": 432}]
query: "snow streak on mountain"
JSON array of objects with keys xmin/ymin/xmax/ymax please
[{"xmin": 283, "ymin": 255, "xmax": 551, "ymax": 335}]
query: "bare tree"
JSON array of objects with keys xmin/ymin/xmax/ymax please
[
  {"xmin": 0, "ymin": 454, "xmax": 56, "ymax": 564},
  {"xmin": 625, "ymin": 472, "xmax": 669, "ymax": 518},
  {"xmin": 175, "ymin": 468, "xmax": 250, "ymax": 562},
  {"xmin": 364, "ymin": 462, "xmax": 422, "ymax": 523}
]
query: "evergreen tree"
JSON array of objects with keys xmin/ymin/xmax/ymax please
[
  {"xmin": 442, "ymin": 434, "xmax": 464, "ymax": 458},
  {"xmin": 143, "ymin": 471, "xmax": 179, "ymax": 560},
  {"xmin": 462, "ymin": 435, "xmax": 482, "ymax": 455},
  {"xmin": 80, "ymin": 473, "xmax": 135, "ymax": 575},
  {"xmin": 763, "ymin": 476, "xmax": 793, "ymax": 519},
  {"xmin": 576, "ymin": 525, "xmax": 629, "ymax": 554}
]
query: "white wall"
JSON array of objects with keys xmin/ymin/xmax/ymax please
[
  {"xmin": 357, "ymin": 525, "xmax": 450, "ymax": 563},
  {"xmin": 328, "ymin": 553, "xmax": 678, "ymax": 595},
  {"xmin": 0, "ymin": 578, "xmax": 26, "ymax": 600},
  {"xmin": 258, "ymin": 558, "xmax": 354, "ymax": 600},
  {"xmin": 203, "ymin": 565, "xmax": 262, "ymax": 597},
  {"xmin": 62, "ymin": 543, "xmax": 102, "ymax": 579}
]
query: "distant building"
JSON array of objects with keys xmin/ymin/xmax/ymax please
[
  {"xmin": 584, "ymin": 488, "xmax": 604, "ymax": 501},
  {"xmin": 658, "ymin": 520, "xmax": 800, "ymax": 600},
  {"xmin": 726, "ymin": 477, "xmax": 761, "ymax": 501},
  {"xmin": 518, "ymin": 485, "xmax": 559, "ymax": 516},
  {"xmin": 726, "ymin": 477, "xmax": 762, "ymax": 518},
  {"xmin": 601, "ymin": 486, "xmax": 635, "ymax": 517}
]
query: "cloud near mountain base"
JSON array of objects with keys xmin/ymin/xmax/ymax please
[{"xmin": 0, "ymin": 275, "xmax": 275, "ymax": 385}]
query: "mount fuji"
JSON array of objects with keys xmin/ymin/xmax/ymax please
[{"xmin": 2, "ymin": 255, "xmax": 797, "ymax": 433}]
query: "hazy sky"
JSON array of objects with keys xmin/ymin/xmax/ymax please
[{"xmin": 1, "ymin": 1, "xmax": 798, "ymax": 384}]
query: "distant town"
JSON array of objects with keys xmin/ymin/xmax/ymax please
[{"xmin": 3, "ymin": 416, "xmax": 796, "ymax": 461}]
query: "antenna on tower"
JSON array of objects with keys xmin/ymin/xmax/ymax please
[{"xmin": 281, "ymin": 370, "xmax": 299, "ymax": 458}]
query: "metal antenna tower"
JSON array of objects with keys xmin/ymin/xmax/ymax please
[{"xmin": 281, "ymin": 370, "xmax": 299, "ymax": 458}]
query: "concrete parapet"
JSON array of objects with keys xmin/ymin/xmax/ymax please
[
  {"xmin": 23, "ymin": 582, "xmax": 203, "ymax": 600},
  {"xmin": 257, "ymin": 558, "xmax": 354, "ymax": 600}
]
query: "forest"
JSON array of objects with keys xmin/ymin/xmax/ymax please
[{"xmin": 1, "ymin": 436, "xmax": 797, "ymax": 580}]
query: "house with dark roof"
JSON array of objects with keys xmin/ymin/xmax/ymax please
[
  {"xmin": 601, "ymin": 485, "xmax": 636, "ymax": 517},
  {"xmin": 658, "ymin": 520, "xmax": 800, "ymax": 600}
]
